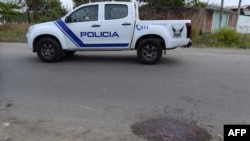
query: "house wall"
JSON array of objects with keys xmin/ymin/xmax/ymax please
[
  {"xmin": 228, "ymin": 13, "xmax": 237, "ymax": 29},
  {"xmin": 139, "ymin": 7, "xmax": 213, "ymax": 33},
  {"xmin": 237, "ymin": 15, "xmax": 250, "ymax": 33},
  {"xmin": 211, "ymin": 11, "xmax": 229, "ymax": 32},
  {"xmin": 139, "ymin": 6, "xmax": 236, "ymax": 33},
  {"xmin": 203, "ymin": 10, "xmax": 213, "ymax": 32}
]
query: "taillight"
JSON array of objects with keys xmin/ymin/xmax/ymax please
[{"xmin": 185, "ymin": 23, "xmax": 192, "ymax": 38}]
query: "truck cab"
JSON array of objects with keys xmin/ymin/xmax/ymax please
[{"xmin": 60, "ymin": 2, "xmax": 135, "ymax": 50}]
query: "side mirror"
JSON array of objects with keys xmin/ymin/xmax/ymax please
[{"xmin": 65, "ymin": 16, "xmax": 72, "ymax": 23}]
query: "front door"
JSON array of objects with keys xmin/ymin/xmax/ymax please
[{"xmin": 63, "ymin": 4, "xmax": 103, "ymax": 48}]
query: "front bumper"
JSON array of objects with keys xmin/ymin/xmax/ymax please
[{"xmin": 183, "ymin": 41, "xmax": 192, "ymax": 48}]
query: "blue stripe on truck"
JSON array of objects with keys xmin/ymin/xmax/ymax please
[{"xmin": 54, "ymin": 19, "xmax": 129, "ymax": 48}]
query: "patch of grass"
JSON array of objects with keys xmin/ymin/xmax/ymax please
[
  {"xmin": 192, "ymin": 28, "xmax": 250, "ymax": 49},
  {"xmin": 0, "ymin": 24, "xmax": 29, "ymax": 43}
]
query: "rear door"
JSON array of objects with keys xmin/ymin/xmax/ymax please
[{"xmin": 101, "ymin": 3, "xmax": 135, "ymax": 49}]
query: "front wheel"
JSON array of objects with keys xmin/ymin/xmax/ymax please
[
  {"xmin": 36, "ymin": 38, "xmax": 62, "ymax": 62},
  {"xmin": 137, "ymin": 39, "xmax": 163, "ymax": 64}
]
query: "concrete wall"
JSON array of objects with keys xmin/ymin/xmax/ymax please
[
  {"xmin": 211, "ymin": 11, "xmax": 229, "ymax": 32},
  {"xmin": 237, "ymin": 15, "xmax": 250, "ymax": 33}
]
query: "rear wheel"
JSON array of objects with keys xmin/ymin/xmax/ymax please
[
  {"xmin": 36, "ymin": 38, "xmax": 62, "ymax": 62},
  {"xmin": 137, "ymin": 39, "xmax": 163, "ymax": 64}
]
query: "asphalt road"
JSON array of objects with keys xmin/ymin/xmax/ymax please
[{"xmin": 1, "ymin": 42, "xmax": 250, "ymax": 141}]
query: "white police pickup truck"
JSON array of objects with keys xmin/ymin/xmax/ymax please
[{"xmin": 26, "ymin": 0, "xmax": 192, "ymax": 64}]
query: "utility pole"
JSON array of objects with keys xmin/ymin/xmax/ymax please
[
  {"xmin": 219, "ymin": 0, "xmax": 224, "ymax": 29},
  {"xmin": 235, "ymin": 0, "xmax": 242, "ymax": 31}
]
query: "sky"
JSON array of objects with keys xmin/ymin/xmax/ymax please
[
  {"xmin": 60, "ymin": 0, "xmax": 250, "ymax": 10},
  {"xmin": 200, "ymin": 0, "xmax": 250, "ymax": 6},
  {"xmin": 61, "ymin": 0, "xmax": 74, "ymax": 10}
]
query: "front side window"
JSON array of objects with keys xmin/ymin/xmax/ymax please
[
  {"xmin": 105, "ymin": 4, "xmax": 128, "ymax": 20},
  {"xmin": 69, "ymin": 5, "xmax": 98, "ymax": 22}
]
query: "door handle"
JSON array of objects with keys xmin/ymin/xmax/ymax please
[
  {"xmin": 122, "ymin": 23, "xmax": 131, "ymax": 26},
  {"xmin": 91, "ymin": 24, "xmax": 101, "ymax": 27}
]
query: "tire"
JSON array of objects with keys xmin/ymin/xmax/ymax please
[
  {"xmin": 36, "ymin": 38, "xmax": 62, "ymax": 62},
  {"xmin": 137, "ymin": 39, "xmax": 163, "ymax": 64}
]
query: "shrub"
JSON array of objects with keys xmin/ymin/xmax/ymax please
[
  {"xmin": 211, "ymin": 28, "xmax": 241, "ymax": 47},
  {"xmin": 192, "ymin": 28, "xmax": 214, "ymax": 47},
  {"xmin": 0, "ymin": 24, "xmax": 29, "ymax": 42},
  {"xmin": 192, "ymin": 28, "xmax": 250, "ymax": 48}
]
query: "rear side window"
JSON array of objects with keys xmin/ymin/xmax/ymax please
[{"xmin": 105, "ymin": 4, "xmax": 128, "ymax": 20}]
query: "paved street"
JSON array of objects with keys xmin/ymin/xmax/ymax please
[{"xmin": 1, "ymin": 42, "xmax": 250, "ymax": 141}]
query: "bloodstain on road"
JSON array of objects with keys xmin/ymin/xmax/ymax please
[{"xmin": 131, "ymin": 117, "xmax": 212, "ymax": 141}]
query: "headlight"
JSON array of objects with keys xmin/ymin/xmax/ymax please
[{"xmin": 26, "ymin": 25, "xmax": 34, "ymax": 34}]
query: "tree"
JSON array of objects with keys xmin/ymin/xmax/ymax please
[
  {"xmin": 186, "ymin": 0, "xmax": 208, "ymax": 8},
  {"xmin": 172, "ymin": 0, "xmax": 185, "ymax": 7},
  {"xmin": 145, "ymin": 0, "xmax": 185, "ymax": 7},
  {"xmin": 0, "ymin": 1, "xmax": 23, "ymax": 23},
  {"xmin": 72, "ymin": 0, "xmax": 118, "ymax": 7},
  {"xmin": 72, "ymin": 0, "xmax": 93, "ymax": 7},
  {"xmin": 25, "ymin": 0, "xmax": 67, "ymax": 23}
]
